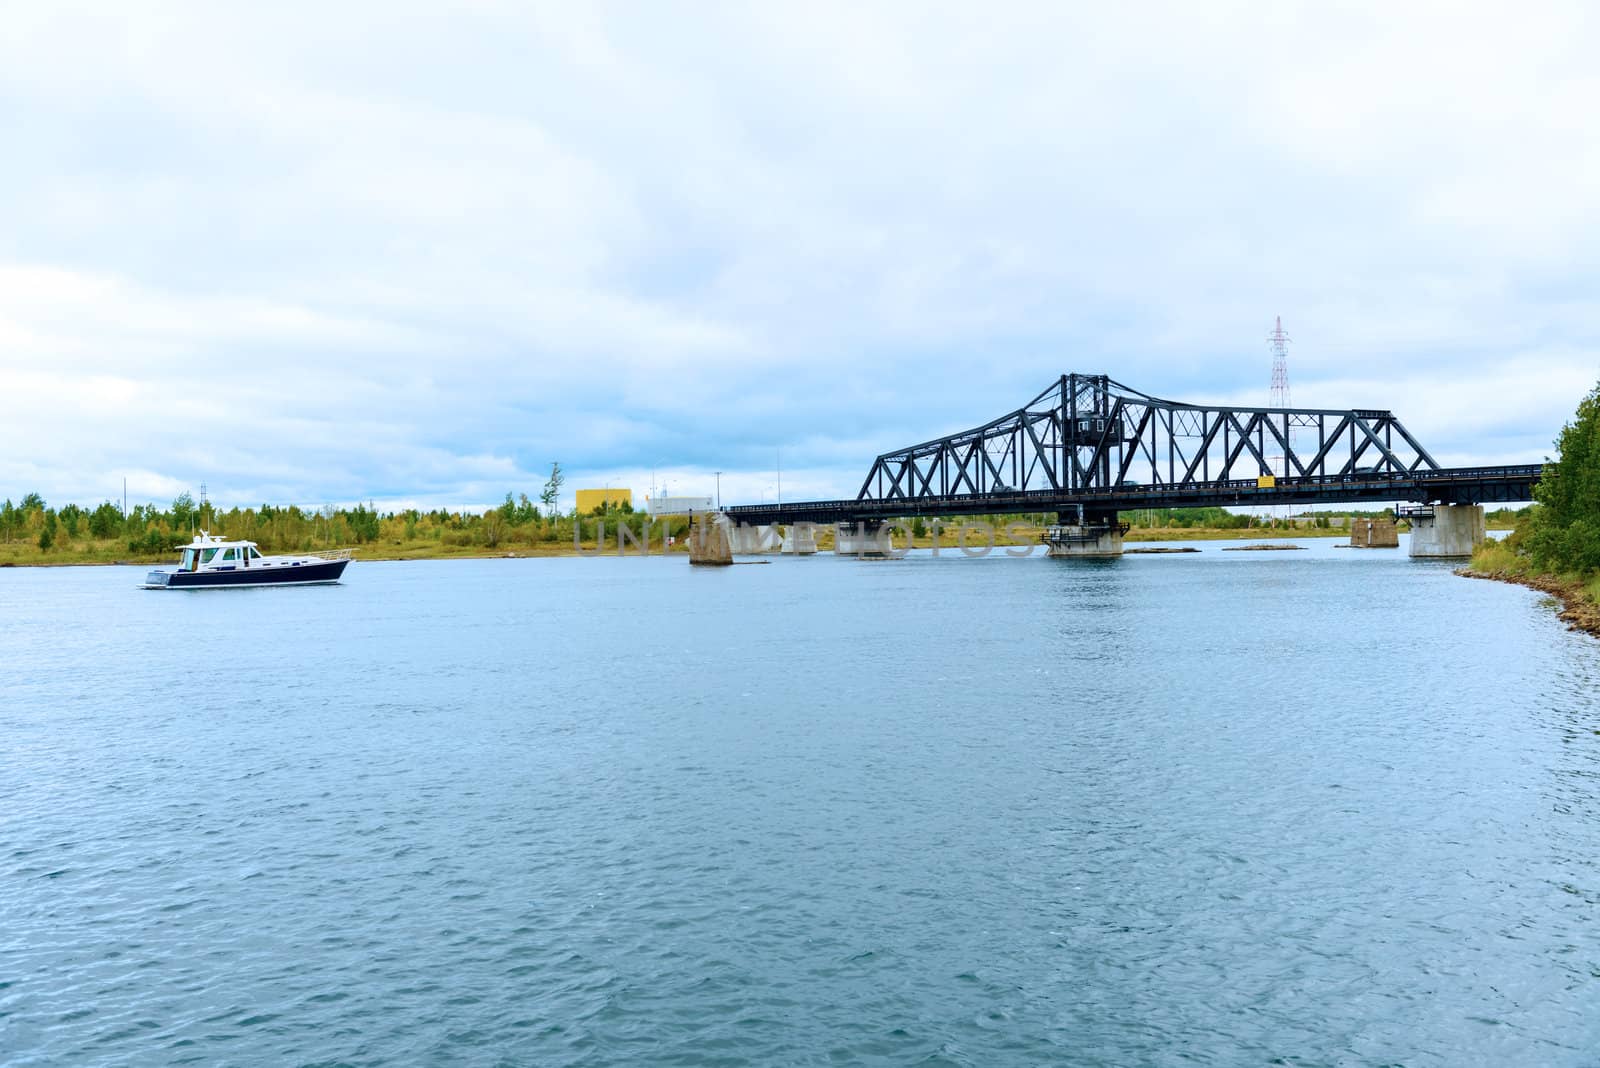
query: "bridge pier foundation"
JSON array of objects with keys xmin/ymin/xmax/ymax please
[
  {"xmin": 688, "ymin": 512, "xmax": 733, "ymax": 565},
  {"xmin": 1407, "ymin": 504, "xmax": 1486, "ymax": 558},
  {"xmin": 1044, "ymin": 510, "xmax": 1126, "ymax": 558},
  {"xmin": 781, "ymin": 523, "xmax": 819, "ymax": 554},
  {"xmin": 834, "ymin": 521, "xmax": 896, "ymax": 557},
  {"xmin": 729, "ymin": 523, "xmax": 781, "ymax": 554}
]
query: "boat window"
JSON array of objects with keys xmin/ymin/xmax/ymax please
[
  {"xmin": 221, "ymin": 548, "xmax": 237, "ymax": 562},
  {"xmin": 181, "ymin": 549, "xmax": 198, "ymax": 571},
  {"xmin": 200, "ymin": 548, "xmax": 220, "ymax": 564},
  {"xmin": 248, "ymin": 546, "xmax": 263, "ymax": 560}
]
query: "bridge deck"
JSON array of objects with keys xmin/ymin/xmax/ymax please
[{"xmin": 724, "ymin": 465, "xmax": 1540, "ymax": 526}]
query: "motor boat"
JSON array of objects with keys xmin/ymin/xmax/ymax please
[{"xmin": 142, "ymin": 531, "xmax": 352, "ymax": 589}]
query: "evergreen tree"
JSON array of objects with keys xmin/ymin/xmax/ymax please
[{"xmin": 88, "ymin": 501, "xmax": 125, "ymax": 538}]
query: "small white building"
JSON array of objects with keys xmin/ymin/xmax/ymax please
[{"xmin": 647, "ymin": 495, "xmax": 715, "ymax": 517}]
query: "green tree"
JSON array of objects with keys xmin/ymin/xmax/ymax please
[
  {"xmin": 88, "ymin": 501, "xmax": 125, "ymax": 538},
  {"xmin": 1528, "ymin": 379, "xmax": 1600, "ymax": 573},
  {"xmin": 481, "ymin": 508, "xmax": 505, "ymax": 547},
  {"xmin": 347, "ymin": 504, "xmax": 380, "ymax": 544},
  {"xmin": 540, "ymin": 463, "xmax": 564, "ymax": 517},
  {"xmin": 171, "ymin": 492, "xmax": 197, "ymax": 532},
  {"xmin": 37, "ymin": 525, "xmax": 53, "ymax": 551}
]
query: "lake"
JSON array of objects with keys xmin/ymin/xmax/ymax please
[{"xmin": 4, "ymin": 538, "xmax": 1599, "ymax": 1065}]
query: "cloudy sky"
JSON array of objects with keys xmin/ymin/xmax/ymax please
[{"xmin": 3, "ymin": 3, "xmax": 1596, "ymax": 512}]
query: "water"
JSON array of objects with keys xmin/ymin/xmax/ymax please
[{"xmin": 4, "ymin": 540, "xmax": 1599, "ymax": 1065}]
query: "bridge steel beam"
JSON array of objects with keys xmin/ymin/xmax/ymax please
[
  {"xmin": 732, "ymin": 372, "xmax": 1539, "ymax": 529},
  {"xmin": 726, "ymin": 466, "xmax": 1540, "ymax": 528},
  {"xmin": 852, "ymin": 374, "xmax": 1458, "ymax": 507}
]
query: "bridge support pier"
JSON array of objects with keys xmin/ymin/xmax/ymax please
[
  {"xmin": 1407, "ymin": 504, "xmax": 1486, "ymax": 558},
  {"xmin": 729, "ymin": 523, "xmax": 782, "ymax": 555},
  {"xmin": 1044, "ymin": 510, "xmax": 1126, "ymax": 558},
  {"xmin": 781, "ymin": 523, "xmax": 819, "ymax": 555},
  {"xmin": 834, "ymin": 521, "xmax": 896, "ymax": 557},
  {"xmin": 689, "ymin": 512, "xmax": 733, "ymax": 565}
]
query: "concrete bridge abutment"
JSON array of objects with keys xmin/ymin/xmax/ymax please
[
  {"xmin": 833, "ymin": 521, "xmax": 897, "ymax": 558},
  {"xmin": 729, "ymin": 522, "xmax": 784, "ymax": 555},
  {"xmin": 1406, "ymin": 504, "xmax": 1486, "ymax": 558},
  {"xmin": 1044, "ymin": 509, "xmax": 1126, "ymax": 558},
  {"xmin": 781, "ymin": 523, "xmax": 819, "ymax": 554},
  {"xmin": 688, "ymin": 512, "xmax": 733, "ymax": 565}
]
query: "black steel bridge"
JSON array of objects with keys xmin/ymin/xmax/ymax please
[{"xmin": 725, "ymin": 373, "xmax": 1540, "ymax": 526}]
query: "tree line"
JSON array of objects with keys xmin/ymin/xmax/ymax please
[
  {"xmin": 0, "ymin": 489, "xmax": 688, "ymax": 556},
  {"xmin": 1, "ymin": 490, "xmax": 1438, "ymax": 557},
  {"xmin": 1502, "ymin": 379, "xmax": 1600, "ymax": 575}
]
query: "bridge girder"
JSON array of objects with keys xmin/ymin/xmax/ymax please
[{"xmin": 855, "ymin": 373, "xmax": 1443, "ymax": 504}]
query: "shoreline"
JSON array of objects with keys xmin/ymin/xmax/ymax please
[
  {"xmin": 1, "ymin": 523, "xmax": 1516, "ymax": 569},
  {"xmin": 1456, "ymin": 566, "xmax": 1600, "ymax": 640},
  {"xmin": 0, "ymin": 530, "xmax": 1321, "ymax": 568}
]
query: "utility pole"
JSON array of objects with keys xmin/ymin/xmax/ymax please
[
  {"xmin": 713, "ymin": 471, "xmax": 722, "ymax": 510},
  {"xmin": 1267, "ymin": 316, "xmax": 1294, "ymax": 526},
  {"xmin": 1268, "ymin": 316, "xmax": 1292, "ymax": 477}
]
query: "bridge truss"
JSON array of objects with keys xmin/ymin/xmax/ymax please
[
  {"xmin": 857, "ymin": 374, "xmax": 1441, "ymax": 503},
  {"xmin": 723, "ymin": 373, "xmax": 1538, "ymax": 526}
]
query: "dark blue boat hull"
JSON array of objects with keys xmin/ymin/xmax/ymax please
[{"xmin": 145, "ymin": 558, "xmax": 349, "ymax": 588}]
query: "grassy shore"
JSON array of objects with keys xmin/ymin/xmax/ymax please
[
  {"xmin": 1, "ymin": 521, "xmax": 1358, "ymax": 568},
  {"xmin": 1459, "ymin": 540, "xmax": 1600, "ymax": 640},
  {"xmin": 0, "ymin": 537, "xmax": 639, "ymax": 567}
]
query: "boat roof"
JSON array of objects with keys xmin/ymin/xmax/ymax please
[{"xmin": 179, "ymin": 531, "xmax": 257, "ymax": 549}]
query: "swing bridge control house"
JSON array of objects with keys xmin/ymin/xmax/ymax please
[{"xmin": 142, "ymin": 531, "xmax": 353, "ymax": 589}]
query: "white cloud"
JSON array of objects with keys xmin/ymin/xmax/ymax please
[{"xmin": 0, "ymin": 2, "xmax": 1595, "ymax": 508}]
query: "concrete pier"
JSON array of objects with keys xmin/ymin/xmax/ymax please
[
  {"xmin": 1407, "ymin": 504, "xmax": 1486, "ymax": 558},
  {"xmin": 781, "ymin": 523, "xmax": 819, "ymax": 555},
  {"xmin": 729, "ymin": 523, "xmax": 782, "ymax": 555},
  {"xmin": 688, "ymin": 512, "xmax": 733, "ymax": 565},
  {"xmin": 1044, "ymin": 510, "xmax": 1126, "ymax": 557},
  {"xmin": 833, "ymin": 521, "xmax": 896, "ymax": 557},
  {"xmin": 1350, "ymin": 517, "xmax": 1399, "ymax": 548}
]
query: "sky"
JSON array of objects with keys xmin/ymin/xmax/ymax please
[{"xmin": 2, "ymin": 2, "xmax": 1597, "ymax": 513}]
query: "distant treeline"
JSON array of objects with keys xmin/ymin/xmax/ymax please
[
  {"xmin": 1, "ymin": 490, "xmax": 1536, "ymax": 557},
  {"xmin": 0, "ymin": 491, "xmax": 688, "ymax": 555}
]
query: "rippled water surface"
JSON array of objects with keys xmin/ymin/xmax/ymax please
[{"xmin": 4, "ymin": 540, "xmax": 1600, "ymax": 1065}]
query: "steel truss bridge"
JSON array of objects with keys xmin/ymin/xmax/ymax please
[{"xmin": 725, "ymin": 373, "xmax": 1540, "ymax": 527}]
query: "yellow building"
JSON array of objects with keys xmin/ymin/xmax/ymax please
[{"xmin": 575, "ymin": 488, "xmax": 633, "ymax": 514}]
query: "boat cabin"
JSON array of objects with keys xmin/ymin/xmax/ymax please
[{"xmin": 177, "ymin": 533, "xmax": 264, "ymax": 573}]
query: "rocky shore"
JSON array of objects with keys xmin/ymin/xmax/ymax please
[{"xmin": 1457, "ymin": 567, "xmax": 1600, "ymax": 640}]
